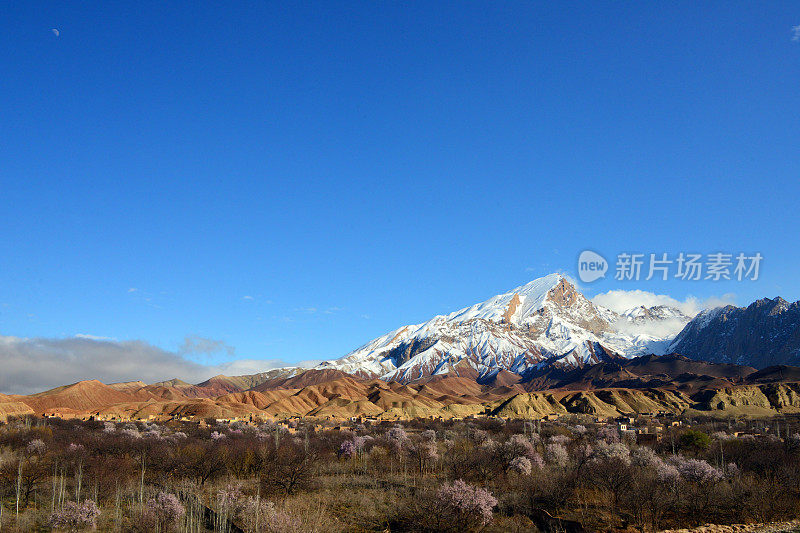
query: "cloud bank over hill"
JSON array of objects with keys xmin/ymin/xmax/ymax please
[
  {"xmin": 591, "ymin": 289, "xmax": 735, "ymax": 317},
  {"xmin": 0, "ymin": 335, "xmax": 302, "ymax": 395},
  {"xmin": 588, "ymin": 289, "xmax": 737, "ymax": 340}
]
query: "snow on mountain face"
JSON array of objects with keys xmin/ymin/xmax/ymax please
[
  {"xmin": 620, "ymin": 305, "xmax": 689, "ymax": 323},
  {"xmin": 317, "ymin": 274, "xmax": 694, "ymax": 382}
]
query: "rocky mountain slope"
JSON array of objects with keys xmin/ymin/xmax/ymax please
[
  {"xmin": 316, "ymin": 274, "xmax": 690, "ymax": 382},
  {"xmin": 671, "ymin": 297, "xmax": 800, "ymax": 368}
]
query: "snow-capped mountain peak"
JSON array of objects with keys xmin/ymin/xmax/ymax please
[
  {"xmin": 316, "ymin": 274, "xmax": 693, "ymax": 382},
  {"xmin": 446, "ymin": 273, "xmax": 592, "ymax": 326},
  {"xmin": 449, "ymin": 273, "xmax": 560, "ymax": 322}
]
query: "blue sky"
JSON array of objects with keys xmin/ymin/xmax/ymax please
[{"xmin": 1, "ymin": 2, "xmax": 799, "ymax": 375}]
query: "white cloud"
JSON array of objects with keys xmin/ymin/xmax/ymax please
[
  {"xmin": 213, "ymin": 358, "xmax": 290, "ymax": 376},
  {"xmin": 0, "ymin": 335, "xmax": 210, "ymax": 394},
  {"xmin": 128, "ymin": 288, "xmax": 138, "ymax": 293},
  {"xmin": 611, "ymin": 316, "xmax": 691, "ymax": 339},
  {"xmin": 0, "ymin": 335, "xmax": 297, "ymax": 395},
  {"xmin": 591, "ymin": 289, "xmax": 736, "ymax": 317},
  {"xmin": 589, "ymin": 290, "xmax": 734, "ymax": 339},
  {"xmin": 214, "ymin": 358, "xmax": 321, "ymax": 375},
  {"xmin": 792, "ymin": 25, "xmax": 800, "ymax": 42},
  {"xmin": 324, "ymin": 307, "xmax": 342, "ymax": 314},
  {"xmin": 75, "ymin": 334, "xmax": 117, "ymax": 342},
  {"xmin": 296, "ymin": 359, "xmax": 324, "ymax": 368},
  {"xmin": 179, "ymin": 335, "xmax": 236, "ymax": 357}
]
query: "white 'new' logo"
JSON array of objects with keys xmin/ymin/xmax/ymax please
[{"xmin": 577, "ymin": 250, "xmax": 608, "ymax": 283}]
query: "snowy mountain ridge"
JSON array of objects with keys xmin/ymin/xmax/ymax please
[
  {"xmin": 316, "ymin": 274, "xmax": 692, "ymax": 382},
  {"xmin": 669, "ymin": 297, "xmax": 800, "ymax": 368}
]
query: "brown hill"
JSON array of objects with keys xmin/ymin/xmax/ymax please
[
  {"xmin": 107, "ymin": 381, "xmax": 148, "ymax": 392},
  {"xmin": 194, "ymin": 368, "xmax": 303, "ymax": 395},
  {"xmin": 139, "ymin": 385, "xmax": 190, "ymax": 401},
  {"xmin": 20, "ymin": 380, "xmax": 152, "ymax": 415},
  {"xmin": 193, "ymin": 375, "xmax": 248, "ymax": 396},
  {"xmin": 745, "ymin": 366, "xmax": 800, "ymax": 384},
  {"xmin": 148, "ymin": 378, "xmax": 219, "ymax": 398},
  {"xmin": 218, "ymin": 390, "xmax": 295, "ymax": 410},
  {"xmin": 0, "ymin": 400, "xmax": 35, "ymax": 421},
  {"xmin": 148, "ymin": 378, "xmax": 241, "ymax": 399},
  {"xmin": 218, "ymin": 368, "xmax": 301, "ymax": 390},
  {"xmin": 306, "ymin": 398, "xmax": 384, "ymax": 418},
  {"xmin": 480, "ymin": 369, "xmax": 523, "ymax": 388},
  {"xmin": 251, "ymin": 369, "xmax": 353, "ymax": 392}
]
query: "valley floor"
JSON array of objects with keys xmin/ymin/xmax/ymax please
[{"xmin": 1, "ymin": 414, "xmax": 800, "ymax": 532}]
